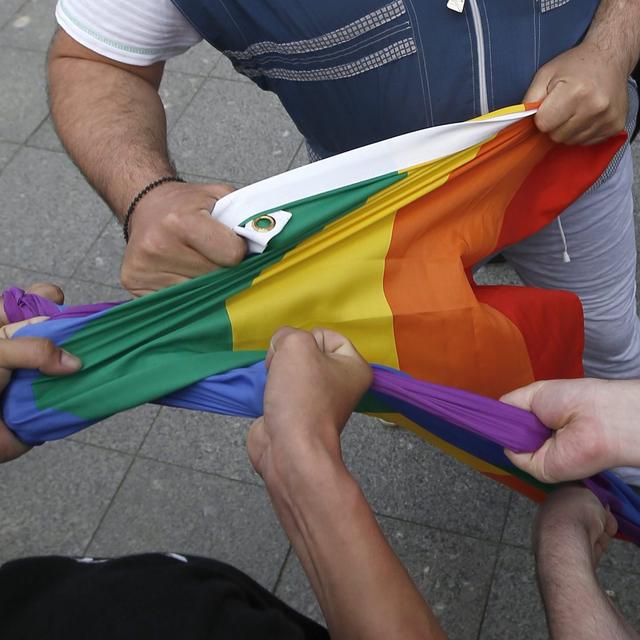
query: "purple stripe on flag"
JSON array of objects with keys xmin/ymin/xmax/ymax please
[
  {"xmin": 2, "ymin": 287, "xmax": 122, "ymax": 323},
  {"xmin": 371, "ymin": 366, "xmax": 550, "ymax": 452}
]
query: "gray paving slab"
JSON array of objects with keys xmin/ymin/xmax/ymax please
[
  {"xmin": 87, "ymin": 457, "xmax": 289, "ymax": 589},
  {"xmin": 0, "ymin": 141, "xmax": 20, "ymax": 172},
  {"xmin": 27, "ymin": 71, "xmax": 205, "ymax": 152},
  {"xmin": 0, "ymin": 47, "xmax": 47, "ymax": 143},
  {"xmin": 71, "ymin": 405, "xmax": 160, "ymax": 456},
  {"xmin": 0, "ymin": 440, "xmax": 131, "ymax": 564},
  {"xmin": 26, "ymin": 115, "xmax": 63, "ymax": 152},
  {"xmin": 503, "ymin": 491, "xmax": 640, "ymax": 575},
  {"xmin": 0, "ymin": 0, "xmax": 56, "ymax": 52},
  {"xmin": 166, "ymin": 40, "xmax": 222, "ymax": 77},
  {"xmin": 140, "ymin": 407, "xmax": 260, "ymax": 484},
  {"xmin": 0, "ymin": 147, "xmax": 110, "ymax": 277},
  {"xmin": 474, "ymin": 263, "xmax": 523, "ymax": 286},
  {"xmin": 71, "ymin": 219, "xmax": 124, "ymax": 288},
  {"xmin": 598, "ymin": 565, "xmax": 640, "ymax": 630},
  {"xmin": 478, "ymin": 546, "xmax": 548, "ymax": 640},
  {"xmin": 210, "ymin": 54, "xmax": 251, "ymax": 83},
  {"xmin": 341, "ymin": 414, "xmax": 511, "ymax": 541},
  {"xmin": 0, "ymin": 264, "xmax": 57, "ymax": 290},
  {"xmin": 0, "ymin": 0, "xmax": 26, "ymax": 29},
  {"xmin": 182, "ymin": 173, "xmax": 246, "ymax": 190},
  {"xmin": 480, "ymin": 544, "xmax": 640, "ymax": 639},
  {"xmin": 276, "ymin": 515, "xmax": 498, "ymax": 640},
  {"xmin": 160, "ymin": 71, "xmax": 206, "ymax": 132},
  {"xmin": 169, "ymin": 78, "xmax": 302, "ymax": 184},
  {"xmin": 60, "ymin": 277, "xmax": 126, "ymax": 306}
]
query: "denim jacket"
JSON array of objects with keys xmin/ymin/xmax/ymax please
[{"xmin": 171, "ymin": 0, "xmax": 600, "ymax": 157}]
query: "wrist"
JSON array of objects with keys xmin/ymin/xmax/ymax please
[
  {"xmin": 123, "ymin": 176, "xmax": 185, "ymax": 242},
  {"xmin": 263, "ymin": 437, "xmax": 351, "ymax": 503},
  {"xmin": 582, "ymin": 28, "xmax": 638, "ymax": 78},
  {"xmin": 600, "ymin": 380, "xmax": 640, "ymax": 468}
]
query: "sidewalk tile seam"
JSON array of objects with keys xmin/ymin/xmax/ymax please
[
  {"xmin": 271, "ymin": 544, "xmax": 293, "ymax": 593},
  {"xmin": 134, "ymin": 451, "xmax": 265, "ymax": 490},
  {"xmin": 0, "ymin": 260, "xmax": 69, "ymax": 282},
  {"xmin": 0, "ymin": 143, "xmax": 23, "ymax": 176},
  {"xmin": 367, "ymin": 510, "xmax": 501, "ymax": 546},
  {"xmin": 81, "ymin": 400, "xmax": 165, "ymax": 555},
  {"xmin": 0, "ymin": 2, "xmax": 30, "ymax": 31},
  {"xmin": 476, "ymin": 493, "xmax": 513, "ymax": 639},
  {"xmin": 69, "ymin": 216, "xmax": 113, "ymax": 280},
  {"xmin": 164, "ymin": 71, "xmax": 208, "ymax": 137},
  {"xmin": 286, "ymin": 139, "xmax": 306, "ymax": 171}
]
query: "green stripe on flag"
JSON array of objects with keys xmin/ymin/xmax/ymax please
[{"xmin": 33, "ymin": 171, "xmax": 406, "ymax": 420}]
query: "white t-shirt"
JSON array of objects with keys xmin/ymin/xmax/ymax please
[{"xmin": 55, "ymin": 0, "xmax": 202, "ymax": 65}]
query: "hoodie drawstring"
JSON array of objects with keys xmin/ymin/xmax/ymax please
[{"xmin": 556, "ymin": 217, "xmax": 571, "ymax": 263}]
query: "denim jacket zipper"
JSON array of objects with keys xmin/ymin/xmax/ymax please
[{"xmin": 467, "ymin": 0, "xmax": 489, "ymax": 114}]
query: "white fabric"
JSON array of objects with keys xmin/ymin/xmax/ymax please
[
  {"xmin": 212, "ymin": 108, "xmax": 537, "ymax": 227},
  {"xmin": 55, "ymin": 0, "xmax": 201, "ymax": 66},
  {"xmin": 233, "ymin": 210, "xmax": 293, "ymax": 255}
]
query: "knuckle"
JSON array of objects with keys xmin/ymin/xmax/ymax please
[
  {"xmin": 592, "ymin": 94, "xmax": 610, "ymax": 114},
  {"xmin": 226, "ymin": 240, "xmax": 246, "ymax": 265},
  {"xmin": 163, "ymin": 211, "xmax": 185, "ymax": 233},
  {"xmin": 281, "ymin": 330, "xmax": 315, "ymax": 351},
  {"xmin": 120, "ymin": 260, "xmax": 140, "ymax": 290},
  {"xmin": 119, "ymin": 267, "xmax": 134, "ymax": 290},
  {"xmin": 32, "ymin": 338, "xmax": 58, "ymax": 362},
  {"xmin": 138, "ymin": 231, "xmax": 168, "ymax": 258},
  {"xmin": 611, "ymin": 114, "xmax": 625, "ymax": 132},
  {"xmin": 580, "ymin": 432, "xmax": 606, "ymax": 465}
]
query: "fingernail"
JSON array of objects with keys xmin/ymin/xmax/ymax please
[{"xmin": 60, "ymin": 350, "xmax": 82, "ymax": 370}]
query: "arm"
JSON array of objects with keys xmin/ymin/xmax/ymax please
[
  {"xmin": 248, "ymin": 328, "xmax": 446, "ymax": 640},
  {"xmin": 48, "ymin": 30, "xmax": 246, "ymax": 296},
  {"xmin": 524, "ymin": 0, "xmax": 640, "ymax": 144},
  {"xmin": 0, "ymin": 283, "xmax": 82, "ymax": 462},
  {"xmin": 501, "ymin": 378, "xmax": 640, "ymax": 482},
  {"xmin": 534, "ymin": 488, "xmax": 639, "ymax": 640}
]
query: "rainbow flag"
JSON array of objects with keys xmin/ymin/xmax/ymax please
[{"xmin": 5, "ymin": 104, "xmax": 639, "ymax": 542}]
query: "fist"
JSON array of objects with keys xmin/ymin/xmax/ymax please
[
  {"xmin": 524, "ymin": 41, "xmax": 629, "ymax": 145},
  {"xmin": 121, "ymin": 181, "xmax": 247, "ymax": 296}
]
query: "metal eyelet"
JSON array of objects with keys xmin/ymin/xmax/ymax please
[{"xmin": 251, "ymin": 214, "xmax": 277, "ymax": 233}]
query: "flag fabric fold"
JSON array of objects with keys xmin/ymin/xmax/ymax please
[{"xmin": 3, "ymin": 105, "xmax": 638, "ymax": 543}]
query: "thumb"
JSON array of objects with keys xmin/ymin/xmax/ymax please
[
  {"xmin": 523, "ymin": 65, "xmax": 554, "ymax": 104},
  {"xmin": 0, "ymin": 337, "xmax": 82, "ymax": 377},
  {"xmin": 505, "ymin": 437, "xmax": 557, "ymax": 483},
  {"xmin": 310, "ymin": 327, "xmax": 361, "ymax": 358},
  {"xmin": 500, "ymin": 381, "xmax": 548, "ymax": 411}
]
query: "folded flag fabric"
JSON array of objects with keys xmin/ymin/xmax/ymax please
[{"xmin": 4, "ymin": 104, "xmax": 639, "ymax": 543}]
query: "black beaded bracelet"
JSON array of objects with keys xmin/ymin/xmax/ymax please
[{"xmin": 123, "ymin": 176, "xmax": 185, "ymax": 243}]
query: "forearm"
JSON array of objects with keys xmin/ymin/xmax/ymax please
[
  {"xmin": 264, "ymin": 446, "xmax": 445, "ymax": 640},
  {"xmin": 537, "ymin": 543, "xmax": 639, "ymax": 640},
  {"xmin": 584, "ymin": 0, "xmax": 640, "ymax": 75},
  {"xmin": 48, "ymin": 31, "xmax": 172, "ymax": 220}
]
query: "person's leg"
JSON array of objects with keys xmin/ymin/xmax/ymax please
[
  {"xmin": 534, "ymin": 487, "xmax": 638, "ymax": 640},
  {"xmin": 503, "ymin": 149, "xmax": 640, "ymax": 379}
]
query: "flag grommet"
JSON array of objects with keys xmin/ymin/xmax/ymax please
[{"xmin": 251, "ymin": 215, "xmax": 276, "ymax": 232}]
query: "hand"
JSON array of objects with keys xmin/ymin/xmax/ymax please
[
  {"xmin": 247, "ymin": 327, "xmax": 372, "ymax": 484},
  {"xmin": 120, "ymin": 181, "xmax": 247, "ymax": 296},
  {"xmin": 501, "ymin": 378, "xmax": 640, "ymax": 483},
  {"xmin": 524, "ymin": 41, "xmax": 628, "ymax": 145},
  {"xmin": 0, "ymin": 283, "xmax": 82, "ymax": 462},
  {"xmin": 534, "ymin": 486, "xmax": 617, "ymax": 573}
]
